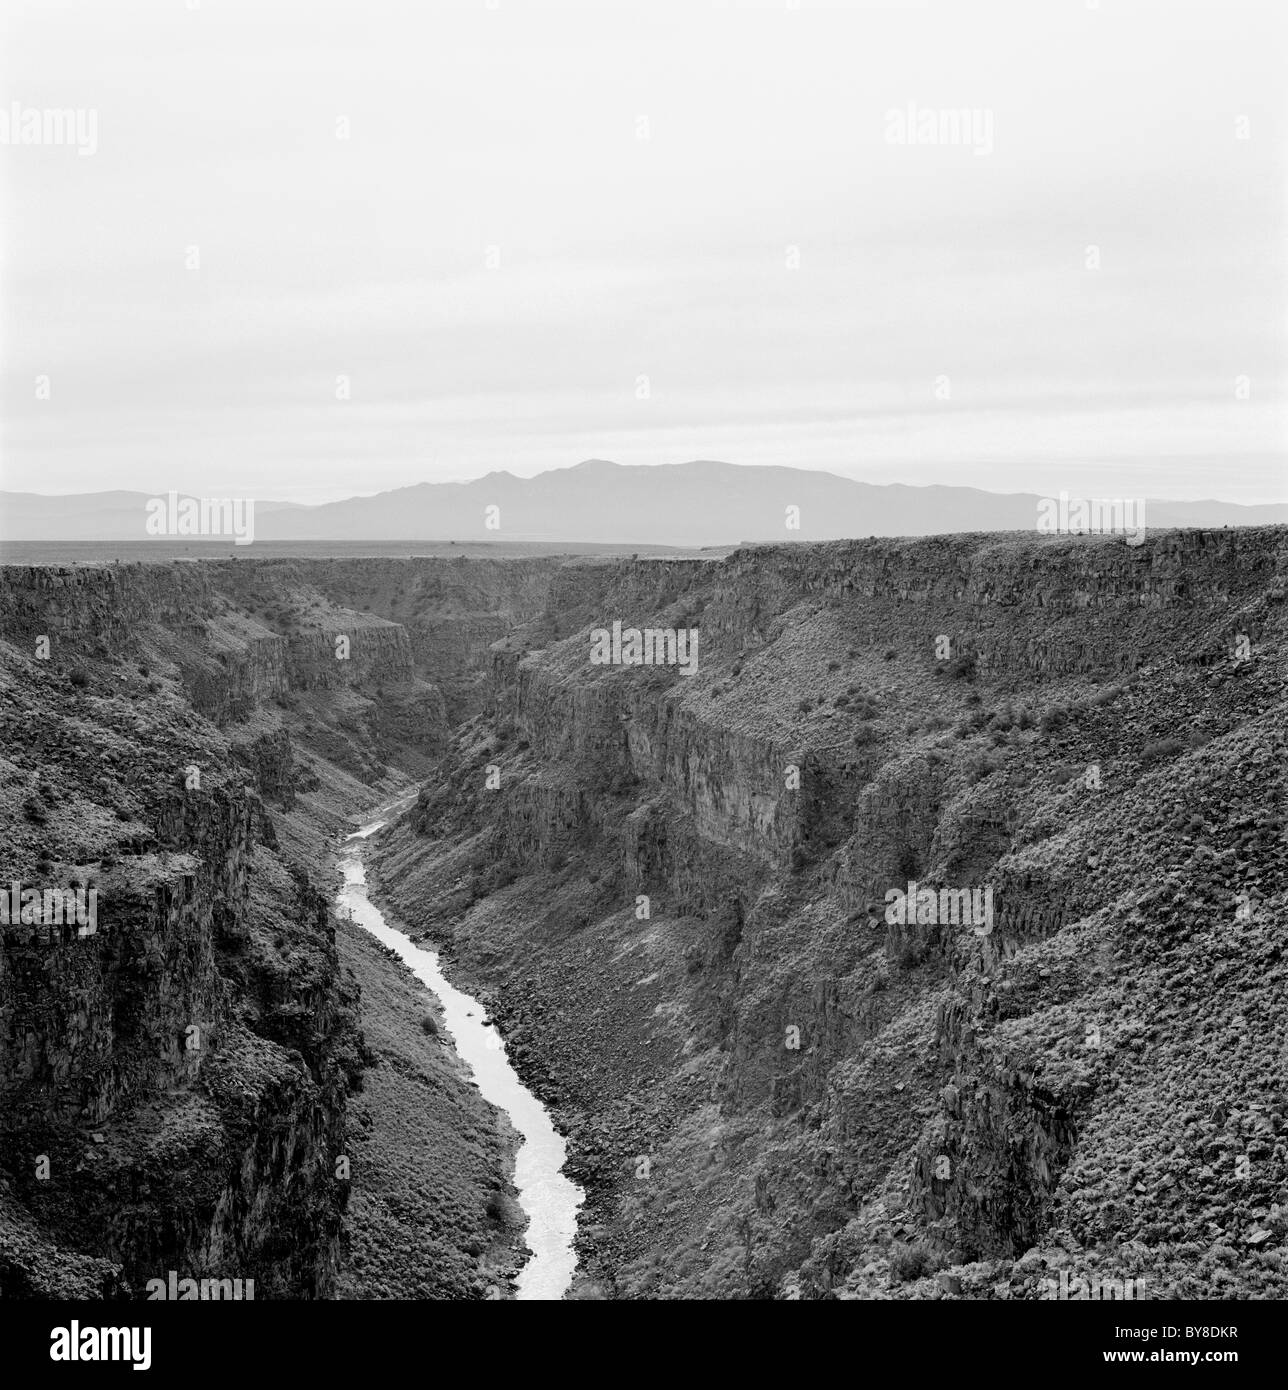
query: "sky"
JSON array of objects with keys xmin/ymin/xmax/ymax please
[{"xmin": 1, "ymin": 0, "xmax": 1285, "ymax": 504}]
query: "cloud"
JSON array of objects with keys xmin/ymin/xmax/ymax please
[{"xmin": 1, "ymin": 0, "xmax": 1283, "ymax": 500}]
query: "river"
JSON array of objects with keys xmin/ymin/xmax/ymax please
[{"xmin": 336, "ymin": 804, "xmax": 584, "ymax": 1300}]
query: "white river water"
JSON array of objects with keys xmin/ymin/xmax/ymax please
[{"xmin": 336, "ymin": 805, "xmax": 584, "ymax": 1300}]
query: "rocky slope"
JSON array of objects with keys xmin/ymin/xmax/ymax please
[
  {"xmin": 0, "ymin": 558, "xmax": 537, "ymax": 1298},
  {"xmin": 370, "ymin": 527, "xmax": 1288, "ymax": 1299},
  {"xmin": 4, "ymin": 532, "xmax": 1282, "ymax": 1301}
]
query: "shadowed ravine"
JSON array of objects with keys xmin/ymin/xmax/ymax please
[{"xmin": 337, "ymin": 805, "xmax": 584, "ymax": 1300}]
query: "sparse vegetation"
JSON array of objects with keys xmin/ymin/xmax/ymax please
[
  {"xmin": 1040, "ymin": 704, "xmax": 1069, "ymax": 733},
  {"xmin": 1140, "ymin": 736, "xmax": 1186, "ymax": 767},
  {"xmin": 889, "ymin": 1240, "xmax": 939, "ymax": 1283},
  {"xmin": 945, "ymin": 653, "xmax": 976, "ymax": 680}
]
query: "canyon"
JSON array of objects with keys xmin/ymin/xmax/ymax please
[{"xmin": 1, "ymin": 527, "xmax": 1284, "ymax": 1298}]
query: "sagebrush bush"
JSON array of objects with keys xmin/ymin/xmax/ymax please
[
  {"xmin": 1141, "ymin": 736, "xmax": 1186, "ymax": 767},
  {"xmin": 947, "ymin": 654, "xmax": 976, "ymax": 680},
  {"xmin": 1040, "ymin": 705, "xmax": 1069, "ymax": 733},
  {"xmin": 896, "ymin": 941, "xmax": 923, "ymax": 971},
  {"xmin": 890, "ymin": 1241, "xmax": 937, "ymax": 1283}
]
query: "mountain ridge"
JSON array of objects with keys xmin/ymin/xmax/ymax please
[{"xmin": 3, "ymin": 459, "xmax": 1284, "ymax": 545}]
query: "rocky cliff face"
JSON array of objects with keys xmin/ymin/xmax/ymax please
[
  {"xmin": 0, "ymin": 557, "xmax": 509, "ymax": 1297},
  {"xmin": 0, "ymin": 640, "xmax": 355, "ymax": 1295},
  {"xmin": 4, "ymin": 532, "xmax": 1282, "ymax": 1301},
  {"xmin": 371, "ymin": 527, "xmax": 1287, "ymax": 1299}
]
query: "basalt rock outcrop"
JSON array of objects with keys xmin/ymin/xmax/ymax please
[
  {"xmin": 3, "ymin": 530, "xmax": 1283, "ymax": 1301},
  {"xmin": 371, "ymin": 527, "xmax": 1287, "ymax": 1299},
  {"xmin": 0, "ymin": 660, "xmax": 354, "ymax": 1297},
  {"xmin": 0, "ymin": 555, "xmax": 542, "ymax": 1298}
]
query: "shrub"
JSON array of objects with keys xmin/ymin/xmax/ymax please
[
  {"xmin": 1141, "ymin": 736, "xmax": 1186, "ymax": 767},
  {"xmin": 964, "ymin": 751, "xmax": 1002, "ymax": 785},
  {"xmin": 421, "ymin": 1014, "xmax": 439, "ymax": 1036},
  {"xmin": 945, "ymin": 652, "xmax": 976, "ymax": 679},
  {"xmin": 1040, "ymin": 705, "xmax": 1069, "ymax": 733},
  {"xmin": 69, "ymin": 667, "xmax": 90, "ymax": 689},
  {"xmin": 827, "ymin": 659, "xmax": 841, "ymax": 672},
  {"xmin": 896, "ymin": 942, "xmax": 923, "ymax": 971},
  {"xmin": 890, "ymin": 1241, "xmax": 937, "ymax": 1283}
]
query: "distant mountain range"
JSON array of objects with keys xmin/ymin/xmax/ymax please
[{"xmin": 3, "ymin": 460, "xmax": 1284, "ymax": 546}]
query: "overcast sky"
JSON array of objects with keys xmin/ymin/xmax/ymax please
[{"xmin": 1, "ymin": 0, "xmax": 1284, "ymax": 503}]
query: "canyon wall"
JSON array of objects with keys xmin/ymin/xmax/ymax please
[
  {"xmin": 374, "ymin": 527, "xmax": 1287, "ymax": 1299},
  {"xmin": 3, "ymin": 529, "xmax": 1282, "ymax": 1300},
  {"xmin": 0, "ymin": 555, "xmax": 540, "ymax": 1297}
]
